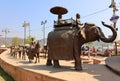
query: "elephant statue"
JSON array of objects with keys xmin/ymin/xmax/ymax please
[
  {"xmin": 46, "ymin": 18, "xmax": 117, "ymax": 71},
  {"xmin": 46, "ymin": 6, "xmax": 117, "ymax": 71}
]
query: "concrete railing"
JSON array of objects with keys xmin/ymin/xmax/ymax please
[{"xmin": 0, "ymin": 49, "xmax": 64, "ymax": 81}]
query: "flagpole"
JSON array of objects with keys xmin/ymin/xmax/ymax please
[{"xmin": 109, "ymin": 0, "xmax": 119, "ymax": 55}]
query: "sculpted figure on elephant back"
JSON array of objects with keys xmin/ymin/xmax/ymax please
[{"xmin": 46, "ymin": 6, "xmax": 117, "ymax": 71}]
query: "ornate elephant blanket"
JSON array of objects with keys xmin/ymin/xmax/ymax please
[{"xmin": 48, "ymin": 28, "xmax": 76, "ymax": 60}]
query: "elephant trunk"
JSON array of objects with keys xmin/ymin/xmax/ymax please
[{"xmin": 98, "ymin": 21, "xmax": 117, "ymax": 43}]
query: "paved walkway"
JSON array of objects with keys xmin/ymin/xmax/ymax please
[
  {"xmin": 1, "ymin": 49, "xmax": 120, "ymax": 81},
  {"xmin": 105, "ymin": 56, "xmax": 120, "ymax": 75}
]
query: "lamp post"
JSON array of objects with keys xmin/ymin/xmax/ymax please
[
  {"xmin": 109, "ymin": 0, "xmax": 119, "ymax": 55},
  {"xmin": 2, "ymin": 28, "xmax": 10, "ymax": 47},
  {"xmin": 41, "ymin": 20, "xmax": 47, "ymax": 46},
  {"xmin": 23, "ymin": 21, "xmax": 30, "ymax": 45},
  {"xmin": 29, "ymin": 25, "xmax": 31, "ymax": 38}
]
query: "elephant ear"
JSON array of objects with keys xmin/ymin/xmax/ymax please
[
  {"xmin": 84, "ymin": 22, "xmax": 95, "ymax": 27},
  {"xmin": 84, "ymin": 22, "xmax": 96, "ymax": 31}
]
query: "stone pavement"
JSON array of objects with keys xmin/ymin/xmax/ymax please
[
  {"xmin": 0, "ymin": 49, "xmax": 120, "ymax": 81},
  {"xmin": 105, "ymin": 56, "xmax": 120, "ymax": 75}
]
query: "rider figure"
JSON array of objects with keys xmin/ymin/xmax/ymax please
[
  {"xmin": 76, "ymin": 13, "xmax": 86, "ymax": 39},
  {"xmin": 76, "ymin": 13, "xmax": 83, "ymax": 29},
  {"xmin": 30, "ymin": 38, "xmax": 36, "ymax": 48}
]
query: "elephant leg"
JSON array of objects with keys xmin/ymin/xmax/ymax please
[
  {"xmin": 38, "ymin": 53, "xmax": 40, "ymax": 63},
  {"xmin": 44, "ymin": 52, "xmax": 47, "ymax": 58},
  {"xmin": 53, "ymin": 60, "xmax": 61, "ymax": 68},
  {"xmin": 74, "ymin": 59, "xmax": 82, "ymax": 71},
  {"xmin": 73, "ymin": 37, "xmax": 82, "ymax": 71},
  {"xmin": 35, "ymin": 56, "xmax": 37, "ymax": 63},
  {"xmin": 38, "ymin": 56, "xmax": 40, "ymax": 63},
  {"xmin": 46, "ymin": 59, "xmax": 52, "ymax": 66},
  {"xmin": 24, "ymin": 54, "xmax": 26, "ymax": 60},
  {"xmin": 73, "ymin": 51, "xmax": 82, "ymax": 71},
  {"xmin": 29, "ymin": 59, "xmax": 31, "ymax": 63}
]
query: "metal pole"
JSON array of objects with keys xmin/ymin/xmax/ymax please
[
  {"xmin": 2, "ymin": 28, "xmax": 10, "ymax": 47},
  {"xmin": 23, "ymin": 21, "xmax": 29, "ymax": 45},
  {"xmin": 41, "ymin": 20, "xmax": 47, "ymax": 46},
  {"xmin": 43, "ymin": 24, "xmax": 45, "ymax": 45},
  {"xmin": 113, "ymin": 21, "xmax": 118, "ymax": 55},
  {"xmin": 29, "ymin": 26, "xmax": 31, "ymax": 37},
  {"xmin": 109, "ymin": 0, "xmax": 119, "ymax": 55},
  {"xmin": 5, "ymin": 31, "xmax": 7, "ymax": 47},
  {"xmin": 24, "ymin": 27, "xmax": 26, "ymax": 45}
]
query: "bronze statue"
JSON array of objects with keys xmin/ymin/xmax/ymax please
[
  {"xmin": 76, "ymin": 13, "xmax": 86, "ymax": 39},
  {"xmin": 30, "ymin": 37, "xmax": 36, "ymax": 48},
  {"xmin": 27, "ymin": 41, "xmax": 41, "ymax": 63},
  {"xmin": 46, "ymin": 6, "xmax": 117, "ymax": 71}
]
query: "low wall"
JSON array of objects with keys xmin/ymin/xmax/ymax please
[
  {"xmin": 0, "ymin": 49, "xmax": 64, "ymax": 81},
  {"xmin": 0, "ymin": 48, "xmax": 7, "ymax": 54}
]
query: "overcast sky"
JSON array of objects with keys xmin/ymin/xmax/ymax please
[{"xmin": 0, "ymin": 0, "xmax": 120, "ymax": 40}]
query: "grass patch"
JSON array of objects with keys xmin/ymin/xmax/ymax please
[{"xmin": 0, "ymin": 67, "xmax": 15, "ymax": 81}]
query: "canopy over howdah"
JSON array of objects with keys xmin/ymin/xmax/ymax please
[{"xmin": 50, "ymin": 6, "xmax": 68, "ymax": 15}]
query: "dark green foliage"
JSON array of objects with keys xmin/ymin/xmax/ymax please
[{"xmin": 0, "ymin": 67, "xmax": 15, "ymax": 81}]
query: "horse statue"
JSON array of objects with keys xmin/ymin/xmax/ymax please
[
  {"xmin": 40, "ymin": 45, "xmax": 48, "ymax": 58},
  {"xmin": 26, "ymin": 41, "xmax": 41, "ymax": 63}
]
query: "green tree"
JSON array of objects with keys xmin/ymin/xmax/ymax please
[
  {"xmin": 86, "ymin": 42, "xmax": 93, "ymax": 45},
  {"xmin": 25, "ymin": 36, "xmax": 35, "ymax": 44},
  {"xmin": 12, "ymin": 37, "xmax": 19, "ymax": 46}
]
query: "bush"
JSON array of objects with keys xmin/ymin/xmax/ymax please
[{"xmin": 0, "ymin": 67, "xmax": 15, "ymax": 81}]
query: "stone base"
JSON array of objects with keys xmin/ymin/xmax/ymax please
[
  {"xmin": 105, "ymin": 56, "xmax": 120, "ymax": 75},
  {"xmin": 0, "ymin": 49, "xmax": 120, "ymax": 81}
]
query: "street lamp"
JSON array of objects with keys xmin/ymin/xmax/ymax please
[
  {"xmin": 2, "ymin": 28, "xmax": 10, "ymax": 47},
  {"xmin": 22, "ymin": 21, "xmax": 30, "ymax": 45},
  {"xmin": 109, "ymin": 0, "xmax": 119, "ymax": 55},
  {"xmin": 29, "ymin": 25, "xmax": 31, "ymax": 38},
  {"xmin": 41, "ymin": 20, "xmax": 47, "ymax": 46}
]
